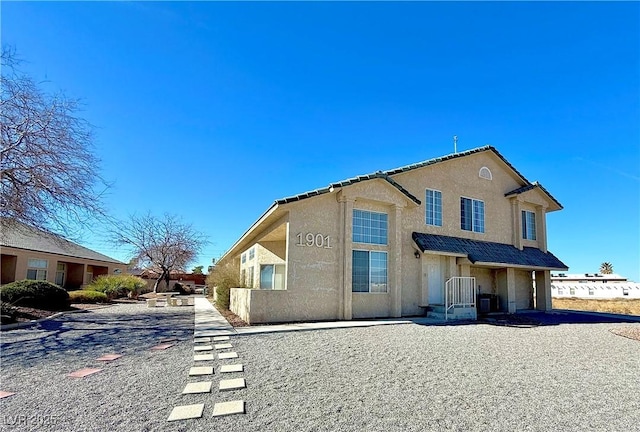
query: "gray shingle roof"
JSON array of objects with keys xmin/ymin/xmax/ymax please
[
  {"xmin": 1, "ymin": 222, "xmax": 124, "ymax": 264},
  {"xmin": 412, "ymin": 232, "xmax": 567, "ymax": 270}
]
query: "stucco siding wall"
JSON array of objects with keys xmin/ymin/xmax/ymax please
[
  {"xmin": 471, "ymin": 267, "xmax": 495, "ymax": 295},
  {"xmin": 515, "ymin": 270, "xmax": 533, "ymax": 309},
  {"xmin": 230, "ymin": 288, "xmax": 251, "ymax": 323},
  {"xmin": 283, "ymin": 194, "xmax": 342, "ymax": 319},
  {"xmin": 391, "ymin": 152, "xmax": 523, "ymax": 245},
  {"xmin": 243, "ymin": 289, "xmax": 340, "ymax": 324},
  {"xmin": 352, "ymin": 293, "xmax": 390, "ymax": 318},
  {"xmin": 0, "ymin": 246, "xmax": 125, "ymax": 287}
]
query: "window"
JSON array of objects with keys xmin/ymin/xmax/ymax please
[
  {"xmin": 623, "ymin": 287, "xmax": 629, "ymax": 296},
  {"xmin": 352, "ymin": 250, "xmax": 387, "ymax": 293},
  {"xmin": 55, "ymin": 263, "xmax": 66, "ymax": 286},
  {"xmin": 27, "ymin": 259, "xmax": 48, "ymax": 280},
  {"xmin": 557, "ymin": 288, "xmax": 564, "ymax": 295},
  {"xmin": 425, "ymin": 189, "xmax": 442, "ymax": 227},
  {"xmin": 247, "ymin": 266, "xmax": 254, "ymax": 287},
  {"xmin": 241, "ymin": 269, "xmax": 246, "ymax": 286},
  {"xmin": 460, "ymin": 197, "xmax": 484, "ymax": 233},
  {"xmin": 570, "ymin": 287, "xmax": 575, "ymax": 295},
  {"xmin": 353, "ymin": 210, "xmax": 388, "ymax": 245},
  {"xmin": 522, "ymin": 211, "xmax": 537, "ymax": 240},
  {"xmin": 260, "ymin": 264, "xmax": 285, "ymax": 290},
  {"xmin": 241, "ymin": 253, "xmax": 246, "ymax": 264},
  {"xmin": 588, "ymin": 287, "xmax": 594, "ymax": 296},
  {"xmin": 479, "ymin": 167, "xmax": 492, "ymax": 180},
  {"xmin": 249, "ymin": 248, "xmax": 255, "ymax": 260}
]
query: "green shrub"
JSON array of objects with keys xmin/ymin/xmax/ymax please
[
  {"xmin": 85, "ymin": 275, "xmax": 146, "ymax": 300},
  {"xmin": 68, "ymin": 290, "xmax": 109, "ymax": 304},
  {"xmin": 0, "ymin": 280, "xmax": 69, "ymax": 310},
  {"xmin": 0, "ymin": 301, "xmax": 18, "ymax": 324},
  {"xmin": 207, "ymin": 262, "xmax": 242, "ymax": 310}
]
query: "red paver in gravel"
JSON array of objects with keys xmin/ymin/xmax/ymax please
[
  {"xmin": 68, "ymin": 368, "xmax": 103, "ymax": 378},
  {"xmin": 0, "ymin": 391, "xmax": 16, "ymax": 399},
  {"xmin": 150, "ymin": 343, "xmax": 175, "ymax": 351},
  {"xmin": 96, "ymin": 354, "xmax": 123, "ymax": 362}
]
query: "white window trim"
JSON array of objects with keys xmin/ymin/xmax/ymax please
[
  {"xmin": 425, "ymin": 188, "xmax": 443, "ymax": 227},
  {"xmin": 460, "ymin": 196, "xmax": 485, "ymax": 233},
  {"xmin": 27, "ymin": 258, "xmax": 48, "ymax": 280},
  {"xmin": 522, "ymin": 210, "xmax": 537, "ymax": 241},
  {"xmin": 479, "ymin": 166, "xmax": 493, "ymax": 180},
  {"xmin": 352, "ymin": 248, "xmax": 388, "ymax": 294},
  {"xmin": 352, "ymin": 209, "xmax": 389, "ymax": 245}
]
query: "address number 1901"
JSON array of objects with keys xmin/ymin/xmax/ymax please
[{"xmin": 296, "ymin": 232, "xmax": 332, "ymax": 249}]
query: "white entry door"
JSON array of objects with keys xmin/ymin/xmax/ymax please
[{"xmin": 426, "ymin": 255, "xmax": 443, "ymax": 304}]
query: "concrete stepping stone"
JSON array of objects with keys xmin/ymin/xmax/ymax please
[
  {"xmin": 219, "ymin": 364, "xmax": 244, "ymax": 373},
  {"xmin": 68, "ymin": 368, "xmax": 102, "ymax": 378},
  {"xmin": 194, "ymin": 337, "xmax": 211, "ymax": 343},
  {"xmin": 194, "ymin": 345, "xmax": 213, "ymax": 352},
  {"xmin": 182, "ymin": 381, "xmax": 212, "ymax": 394},
  {"xmin": 213, "ymin": 336, "xmax": 230, "ymax": 341},
  {"xmin": 189, "ymin": 366, "xmax": 214, "ymax": 376},
  {"xmin": 218, "ymin": 352, "xmax": 238, "ymax": 360},
  {"xmin": 194, "ymin": 354, "xmax": 215, "ymax": 361},
  {"xmin": 96, "ymin": 354, "xmax": 122, "ymax": 362},
  {"xmin": 151, "ymin": 343, "xmax": 175, "ymax": 351},
  {"xmin": 0, "ymin": 391, "xmax": 16, "ymax": 399},
  {"xmin": 212, "ymin": 400, "xmax": 245, "ymax": 417},
  {"xmin": 167, "ymin": 403, "xmax": 204, "ymax": 422},
  {"xmin": 219, "ymin": 378, "xmax": 246, "ymax": 391},
  {"xmin": 214, "ymin": 343, "xmax": 233, "ymax": 350}
]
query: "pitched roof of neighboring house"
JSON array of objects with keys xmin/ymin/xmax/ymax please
[
  {"xmin": 0, "ymin": 222, "xmax": 124, "ymax": 265},
  {"xmin": 274, "ymin": 146, "xmax": 560, "ymax": 208},
  {"xmin": 412, "ymin": 232, "xmax": 568, "ymax": 270}
]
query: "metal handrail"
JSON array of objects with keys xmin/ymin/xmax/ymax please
[{"xmin": 445, "ymin": 277, "xmax": 476, "ymax": 320}]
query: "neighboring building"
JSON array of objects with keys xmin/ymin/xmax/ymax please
[
  {"xmin": 1, "ymin": 222, "xmax": 126, "ymax": 289},
  {"xmin": 134, "ymin": 269, "xmax": 207, "ymax": 293},
  {"xmin": 219, "ymin": 146, "xmax": 568, "ymax": 324},
  {"xmin": 552, "ymin": 273, "xmax": 640, "ymax": 299}
]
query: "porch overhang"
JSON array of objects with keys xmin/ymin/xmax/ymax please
[{"xmin": 412, "ymin": 232, "xmax": 568, "ymax": 271}]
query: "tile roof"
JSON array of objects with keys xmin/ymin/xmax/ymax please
[
  {"xmin": 412, "ymin": 232, "xmax": 568, "ymax": 270},
  {"xmin": 1, "ymin": 222, "xmax": 124, "ymax": 264},
  {"xmin": 277, "ymin": 172, "xmax": 421, "ymax": 205},
  {"xmin": 275, "ymin": 146, "xmax": 525, "ymax": 207},
  {"xmin": 505, "ymin": 181, "xmax": 563, "ymax": 210}
]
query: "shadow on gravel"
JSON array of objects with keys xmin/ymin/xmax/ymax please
[
  {"xmin": 410, "ymin": 311, "xmax": 640, "ymax": 329},
  {"xmin": 0, "ymin": 309, "xmax": 193, "ymax": 367}
]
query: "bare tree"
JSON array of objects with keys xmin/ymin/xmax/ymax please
[
  {"xmin": 0, "ymin": 47, "xmax": 107, "ymax": 236},
  {"xmin": 111, "ymin": 213, "xmax": 207, "ymax": 293}
]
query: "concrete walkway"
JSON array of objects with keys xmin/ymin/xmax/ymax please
[{"xmin": 193, "ymin": 298, "xmax": 235, "ymax": 337}]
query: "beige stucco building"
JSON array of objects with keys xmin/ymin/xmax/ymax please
[
  {"xmin": 1, "ymin": 222, "xmax": 126, "ymax": 289},
  {"xmin": 219, "ymin": 146, "xmax": 567, "ymax": 324}
]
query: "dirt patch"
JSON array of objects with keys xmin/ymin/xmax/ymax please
[
  {"xmin": 553, "ymin": 298, "xmax": 640, "ymax": 316},
  {"xmin": 610, "ymin": 327, "xmax": 640, "ymax": 342},
  {"xmin": 213, "ymin": 302, "xmax": 249, "ymax": 327}
]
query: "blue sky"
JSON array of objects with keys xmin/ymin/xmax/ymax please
[{"xmin": 3, "ymin": 2, "xmax": 639, "ymax": 280}]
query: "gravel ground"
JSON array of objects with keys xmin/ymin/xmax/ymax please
[{"xmin": 1, "ymin": 305, "xmax": 639, "ymax": 432}]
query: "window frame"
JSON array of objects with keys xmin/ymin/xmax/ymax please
[
  {"xmin": 27, "ymin": 258, "xmax": 48, "ymax": 280},
  {"xmin": 249, "ymin": 247, "xmax": 255, "ymax": 261},
  {"xmin": 352, "ymin": 209, "xmax": 388, "ymax": 245},
  {"xmin": 259, "ymin": 264, "xmax": 286, "ymax": 290},
  {"xmin": 351, "ymin": 249, "xmax": 388, "ymax": 293},
  {"xmin": 425, "ymin": 189, "xmax": 443, "ymax": 227},
  {"xmin": 460, "ymin": 197, "xmax": 485, "ymax": 233},
  {"xmin": 522, "ymin": 210, "xmax": 537, "ymax": 240}
]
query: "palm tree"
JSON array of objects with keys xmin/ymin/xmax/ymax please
[{"xmin": 599, "ymin": 262, "xmax": 613, "ymax": 274}]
